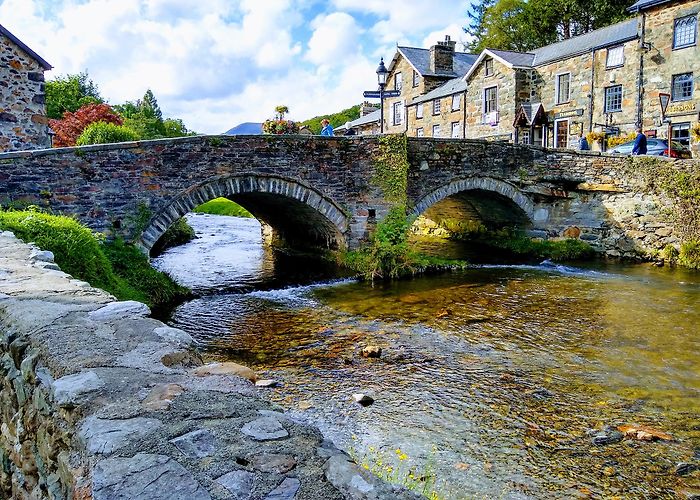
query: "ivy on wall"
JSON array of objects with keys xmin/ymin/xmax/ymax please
[{"xmin": 372, "ymin": 134, "xmax": 409, "ymax": 206}]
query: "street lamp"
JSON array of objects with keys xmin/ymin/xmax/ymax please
[{"xmin": 376, "ymin": 58, "xmax": 388, "ymax": 133}]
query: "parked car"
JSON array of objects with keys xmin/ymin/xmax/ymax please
[{"xmin": 607, "ymin": 138, "xmax": 692, "ymax": 158}]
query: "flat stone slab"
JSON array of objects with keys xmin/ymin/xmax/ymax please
[
  {"xmin": 93, "ymin": 453, "xmax": 211, "ymax": 500},
  {"xmin": 170, "ymin": 429, "xmax": 217, "ymax": 458},
  {"xmin": 153, "ymin": 326, "xmax": 195, "ymax": 346},
  {"xmin": 264, "ymin": 478, "xmax": 301, "ymax": 500},
  {"xmin": 241, "ymin": 417, "xmax": 289, "ymax": 441},
  {"xmin": 80, "ymin": 416, "xmax": 163, "ymax": 455},
  {"xmin": 52, "ymin": 370, "xmax": 104, "ymax": 407},
  {"xmin": 215, "ymin": 470, "xmax": 255, "ymax": 499},
  {"xmin": 88, "ymin": 301, "xmax": 151, "ymax": 322}
]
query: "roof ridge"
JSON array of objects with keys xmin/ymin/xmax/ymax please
[{"xmin": 531, "ymin": 17, "xmax": 637, "ymax": 54}]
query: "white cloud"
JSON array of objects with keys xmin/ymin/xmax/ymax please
[{"xmin": 0, "ymin": 0, "xmax": 473, "ymax": 133}]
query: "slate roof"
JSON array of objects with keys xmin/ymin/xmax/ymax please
[
  {"xmin": 393, "ymin": 46, "xmax": 478, "ymax": 78},
  {"xmin": 411, "ymin": 78, "xmax": 466, "ymax": 105},
  {"xmin": 488, "ymin": 49, "xmax": 536, "ymax": 68},
  {"xmin": 0, "ymin": 24, "xmax": 52, "ymax": 70},
  {"xmin": 627, "ymin": 0, "xmax": 671, "ymax": 11},
  {"xmin": 530, "ymin": 18, "xmax": 639, "ymax": 65},
  {"xmin": 513, "ymin": 102, "xmax": 546, "ymax": 126}
]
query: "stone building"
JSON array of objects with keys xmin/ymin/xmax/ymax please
[
  {"xmin": 0, "ymin": 24, "xmax": 52, "ymax": 152},
  {"xmin": 366, "ymin": 0, "xmax": 699, "ymax": 152}
]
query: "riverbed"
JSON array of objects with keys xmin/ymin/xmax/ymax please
[{"xmin": 153, "ymin": 213, "xmax": 700, "ymax": 499}]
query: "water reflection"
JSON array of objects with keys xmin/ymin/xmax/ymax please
[{"xmin": 156, "ymin": 214, "xmax": 700, "ymax": 499}]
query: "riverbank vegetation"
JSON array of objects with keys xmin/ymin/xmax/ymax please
[
  {"xmin": 194, "ymin": 197, "xmax": 253, "ymax": 217},
  {"xmin": 151, "ymin": 218, "xmax": 197, "ymax": 256},
  {"xmin": 0, "ymin": 208, "xmax": 189, "ymax": 308}
]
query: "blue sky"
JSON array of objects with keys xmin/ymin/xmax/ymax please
[{"xmin": 1, "ymin": 0, "xmax": 473, "ymax": 133}]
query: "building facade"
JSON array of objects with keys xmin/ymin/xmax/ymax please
[
  {"xmin": 0, "ymin": 24, "xmax": 52, "ymax": 152},
  {"xmin": 353, "ymin": 0, "xmax": 699, "ymax": 154}
]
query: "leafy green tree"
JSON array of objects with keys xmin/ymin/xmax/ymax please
[
  {"xmin": 114, "ymin": 90, "xmax": 193, "ymax": 139},
  {"xmin": 76, "ymin": 122, "xmax": 140, "ymax": 146},
  {"xmin": 141, "ymin": 89, "xmax": 163, "ymax": 120},
  {"xmin": 465, "ymin": 0, "xmax": 634, "ymax": 52},
  {"xmin": 300, "ymin": 104, "xmax": 361, "ymax": 134},
  {"xmin": 45, "ymin": 72, "xmax": 103, "ymax": 119}
]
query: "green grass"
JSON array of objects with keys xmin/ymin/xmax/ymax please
[
  {"xmin": 678, "ymin": 240, "xmax": 700, "ymax": 269},
  {"xmin": 0, "ymin": 208, "xmax": 189, "ymax": 308},
  {"xmin": 477, "ymin": 230, "xmax": 596, "ymax": 261},
  {"xmin": 193, "ymin": 197, "xmax": 253, "ymax": 217}
]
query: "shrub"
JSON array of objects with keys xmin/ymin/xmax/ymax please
[
  {"xmin": 150, "ymin": 218, "xmax": 196, "ymax": 256},
  {"xmin": 76, "ymin": 121, "xmax": 140, "ymax": 146},
  {"xmin": 607, "ymin": 132, "xmax": 636, "ymax": 149},
  {"xmin": 194, "ymin": 198, "xmax": 253, "ymax": 217},
  {"xmin": 477, "ymin": 229, "xmax": 595, "ymax": 261},
  {"xmin": 678, "ymin": 240, "xmax": 700, "ymax": 269}
]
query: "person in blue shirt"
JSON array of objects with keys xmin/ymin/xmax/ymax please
[
  {"xmin": 320, "ymin": 119, "xmax": 334, "ymax": 136},
  {"xmin": 632, "ymin": 128, "xmax": 647, "ymax": 155}
]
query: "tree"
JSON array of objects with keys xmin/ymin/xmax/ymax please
[
  {"xmin": 464, "ymin": 0, "xmax": 635, "ymax": 52},
  {"xmin": 300, "ymin": 104, "xmax": 361, "ymax": 134},
  {"xmin": 76, "ymin": 122, "xmax": 140, "ymax": 146},
  {"xmin": 113, "ymin": 90, "xmax": 193, "ymax": 139},
  {"xmin": 49, "ymin": 103, "xmax": 123, "ymax": 147},
  {"xmin": 140, "ymin": 89, "xmax": 163, "ymax": 121},
  {"xmin": 45, "ymin": 72, "xmax": 103, "ymax": 119}
]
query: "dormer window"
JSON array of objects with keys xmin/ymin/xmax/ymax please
[
  {"xmin": 674, "ymin": 15, "xmax": 697, "ymax": 49},
  {"xmin": 485, "ymin": 58, "xmax": 494, "ymax": 77}
]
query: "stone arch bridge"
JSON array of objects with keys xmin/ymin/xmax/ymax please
[{"xmin": 0, "ymin": 135, "xmax": 684, "ymax": 259}]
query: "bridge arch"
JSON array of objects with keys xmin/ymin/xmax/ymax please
[
  {"xmin": 411, "ymin": 177, "xmax": 535, "ymax": 232},
  {"xmin": 138, "ymin": 174, "xmax": 350, "ymax": 254}
]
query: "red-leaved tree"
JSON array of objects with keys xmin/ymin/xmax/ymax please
[{"xmin": 49, "ymin": 103, "xmax": 123, "ymax": 147}]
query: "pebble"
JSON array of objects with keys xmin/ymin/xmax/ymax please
[
  {"xmin": 352, "ymin": 393, "xmax": 374, "ymax": 407},
  {"xmin": 360, "ymin": 346, "xmax": 382, "ymax": 358},
  {"xmin": 255, "ymin": 379, "xmax": 279, "ymax": 388},
  {"xmin": 592, "ymin": 430, "xmax": 624, "ymax": 446},
  {"xmin": 264, "ymin": 477, "xmax": 300, "ymax": 500},
  {"xmin": 241, "ymin": 417, "xmax": 289, "ymax": 441},
  {"xmin": 675, "ymin": 463, "xmax": 700, "ymax": 476}
]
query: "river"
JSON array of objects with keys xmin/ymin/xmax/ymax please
[{"xmin": 153, "ymin": 213, "xmax": 700, "ymax": 499}]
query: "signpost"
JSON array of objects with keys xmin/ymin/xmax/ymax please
[{"xmin": 363, "ymin": 90, "xmax": 401, "ymax": 99}]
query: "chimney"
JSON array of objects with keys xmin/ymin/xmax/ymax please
[
  {"xmin": 360, "ymin": 101, "xmax": 379, "ymax": 116},
  {"xmin": 430, "ymin": 35, "xmax": 456, "ymax": 74}
]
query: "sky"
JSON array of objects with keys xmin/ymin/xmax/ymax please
[{"xmin": 1, "ymin": 0, "xmax": 473, "ymax": 133}]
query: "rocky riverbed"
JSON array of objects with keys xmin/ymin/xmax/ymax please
[{"xmin": 0, "ymin": 231, "xmax": 416, "ymax": 499}]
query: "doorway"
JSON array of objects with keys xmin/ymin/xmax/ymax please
[{"xmin": 554, "ymin": 119, "xmax": 569, "ymax": 148}]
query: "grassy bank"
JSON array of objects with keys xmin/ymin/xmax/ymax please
[
  {"xmin": 194, "ymin": 197, "xmax": 253, "ymax": 217},
  {"xmin": 475, "ymin": 229, "xmax": 596, "ymax": 261},
  {"xmin": 0, "ymin": 209, "xmax": 189, "ymax": 308},
  {"xmin": 151, "ymin": 218, "xmax": 196, "ymax": 256}
]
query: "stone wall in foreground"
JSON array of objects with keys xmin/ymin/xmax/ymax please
[{"xmin": 0, "ymin": 231, "xmax": 416, "ymax": 500}]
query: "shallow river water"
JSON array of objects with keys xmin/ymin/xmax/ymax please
[{"xmin": 153, "ymin": 213, "xmax": 700, "ymax": 499}]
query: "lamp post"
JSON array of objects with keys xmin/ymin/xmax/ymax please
[{"xmin": 376, "ymin": 58, "xmax": 388, "ymax": 134}]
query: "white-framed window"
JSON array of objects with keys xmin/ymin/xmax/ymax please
[
  {"xmin": 671, "ymin": 122, "xmax": 691, "ymax": 146},
  {"xmin": 392, "ymin": 101, "xmax": 402, "ymax": 125},
  {"xmin": 412, "ymin": 70, "xmax": 420, "ymax": 87},
  {"xmin": 605, "ymin": 85, "xmax": 623, "ymax": 112},
  {"xmin": 483, "ymin": 86, "xmax": 497, "ymax": 113},
  {"xmin": 555, "ymin": 73, "xmax": 570, "ymax": 104},
  {"xmin": 432, "ymin": 124, "xmax": 441, "ymax": 137},
  {"xmin": 606, "ymin": 46, "xmax": 624, "ymax": 68},
  {"xmin": 416, "ymin": 127, "xmax": 424, "ymax": 137},
  {"xmin": 416, "ymin": 103, "xmax": 423, "ymax": 119},
  {"xmin": 433, "ymin": 99, "xmax": 441, "ymax": 115},
  {"xmin": 451, "ymin": 94, "xmax": 461, "ymax": 111},
  {"xmin": 674, "ymin": 15, "xmax": 697, "ymax": 49},
  {"xmin": 520, "ymin": 129, "xmax": 530, "ymax": 145},
  {"xmin": 395, "ymin": 72, "xmax": 402, "ymax": 91},
  {"xmin": 672, "ymin": 72, "xmax": 694, "ymax": 101},
  {"xmin": 451, "ymin": 122, "xmax": 461, "ymax": 138},
  {"xmin": 485, "ymin": 58, "xmax": 494, "ymax": 76}
]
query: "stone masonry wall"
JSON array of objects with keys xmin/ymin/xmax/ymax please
[
  {"xmin": 0, "ymin": 231, "xmax": 418, "ymax": 500},
  {"xmin": 0, "ymin": 33, "xmax": 50, "ymax": 152},
  {"xmin": 464, "ymin": 58, "xmax": 516, "ymax": 141}
]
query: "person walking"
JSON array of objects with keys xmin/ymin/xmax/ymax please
[
  {"xmin": 320, "ymin": 119, "xmax": 334, "ymax": 137},
  {"xmin": 632, "ymin": 128, "xmax": 647, "ymax": 155},
  {"xmin": 578, "ymin": 134, "xmax": 589, "ymax": 151}
]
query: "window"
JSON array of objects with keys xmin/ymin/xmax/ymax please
[
  {"xmin": 416, "ymin": 127, "xmax": 424, "ymax": 137},
  {"xmin": 520, "ymin": 130, "xmax": 530, "ymax": 145},
  {"xmin": 606, "ymin": 46, "xmax": 624, "ymax": 68},
  {"xmin": 556, "ymin": 73, "xmax": 570, "ymax": 104},
  {"xmin": 392, "ymin": 101, "xmax": 402, "ymax": 125},
  {"xmin": 432, "ymin": 124, "xmax": 441, "ymax": 137},
  {"xmin": 604, "ymin": 85, "xmax": 623, "ymax": 112},
  {"xmin": 674, "ymin": 15, "xmax": 697, "ymax": 49},
  {"xmin": 451, "ymin": 122, "xmax": 461, "ymax": 138},
  {"xmin": 416, "ymin": 103, "xmax": 423, "ymax": 119},
  {"xmin": 451, "ymin": 94, "xmax": 461, "ymax": 111},
  {"xmin": 413, "ymin": 70, "xmax": 420, "ymax": 87},
  {"xmin": 484, "ymin": 86, "xmax": 498, "ymax": 113},
  {"xmin": 672, "ymin": 73, "xmax": 694, "ymax": 101},
  {"xmin": 485, "ymin": 58, "xmax": 494, "ymax": 76},
  {"xmin": 672, "ymin": 122, "xmax": 691, "ymax": 146},
  {"xmin": 433, "ymin": 99, "xmax": 441, "ymax": 115},
  {"xmin": 394, "ymin": 72, "xmax": 402, "ymax": 91}
]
